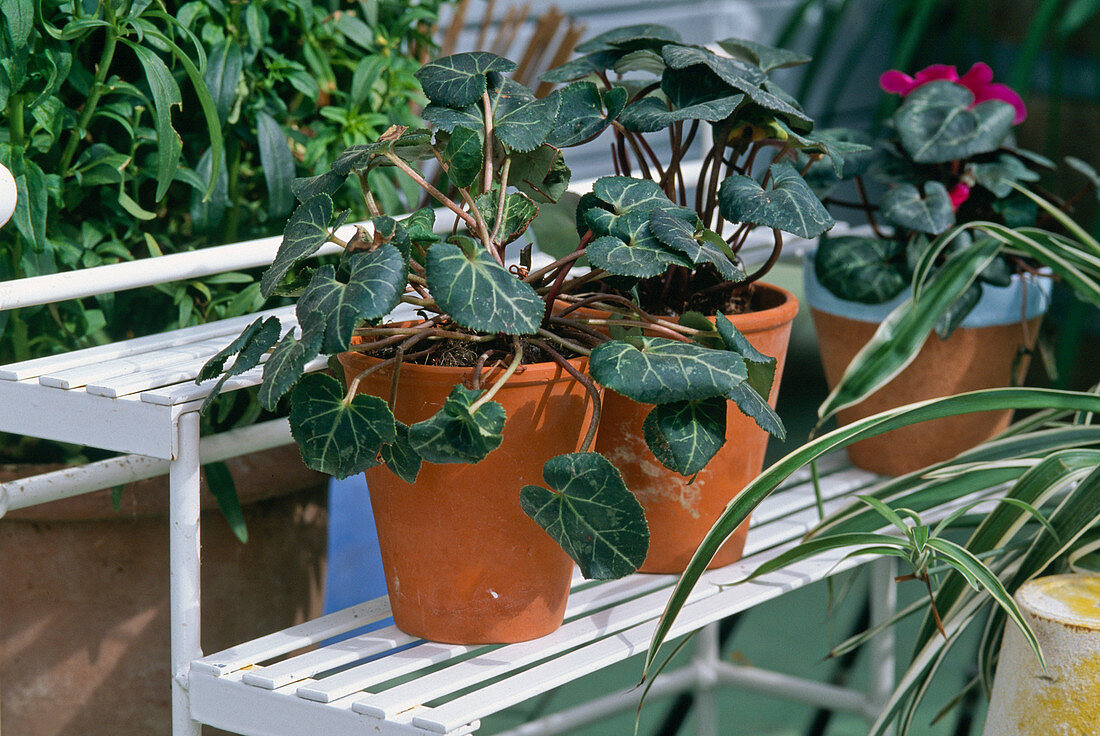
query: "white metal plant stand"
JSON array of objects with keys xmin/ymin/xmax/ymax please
[{"xmin": 0, "ymin": 162, "xmax": 902, "ymax": 736}]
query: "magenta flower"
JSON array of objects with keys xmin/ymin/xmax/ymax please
[
  {"xmin": 948, "ymin": 181, "xmax": 972, "ymax": 211},
  {"xmin": 879, "ymin": 62, "xmax": 1026, "ymax": 125}
]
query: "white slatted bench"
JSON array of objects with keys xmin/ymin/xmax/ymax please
[{"xmin": 0, "ymin": 164, "xmax": 902, "ymax": 736}]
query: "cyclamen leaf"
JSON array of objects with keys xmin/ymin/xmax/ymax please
[
  {"xmin": 618, "ymin": 94, "xmax": 743, "ymax": 134},
  {"xmin": 474, "ymin": 187, "xmax": 539, "ymax": 246},
  {"xmin": 198, "ymin": 316, "xmax": 282, "ymax": 413},
  {"xmin": 520, "ymin": 452, "xmax": 649, "ymax": 579},
  {"xmin": 814, "ymin": 236, "xmax": 907, "ymax": 305},
  {"xmin": 715, "ymin": 313, "xmax": 776, "ymax": 398},
  {"xmin": 895, "ymin": 81, "xmax": 1015, "ymax": 164},
  {"xmin": 258, "ymin": 325, "xmax": 323, "ymax": 411},
  {"xmin": 586, "ymin": 234, "xmax": 692, "ymax": 278},
  {"xmin": 415, "ymin": 51, "xmax": 517, "ymax": 108},
  {"xmin": 296, "ymin": 244, "xmax": 408, "ymax": 354},
  {"xmin": 408, "ymin": 385, "xmax": 506, "ymax": 464},
  {"xmin": 289, "ymin": 373, "xmax": 397, "ymax": 479},
  {"xmin": 970, "ymin": 155, "xmax": 1041, "ymax": 198},
  {"xmin": 590, "ymin": 337, "xmax": 748, "ymax": 404},
  {"xmin": 576, "ymin": 24, "xmax": 683, "ymax": 54},
  {"xmin": 291, "ymin": 170, "xmax": 345, "ymax": 203},
  {"xmin": 718, "ymin": 161, "xmax": 834, "ymax": 238},
  {"xmin": 426, "ymin": 242, "xmax": 544, "ymax": 334},
  {"xmin": 401, "ymin": 207, "xmax": 441, "ymax": 247},
  {"xmin": 331, "ymin": 127, "xmax": 434, "ymax": 175},
  {"xmin": 261, "ymin": 193, "xmax": 334, "ymax": 298},
  {"xmin": 717, "ymin": 37, "xmax": 810, "ymax": 71},
  {"xmin": 540, "ymin": 50, "xmax": 621, "ymax": 83},
  {"xmin": 726, "ymin": 382, "xmax": 785, "ymax": 438},
  {"xmin": 492, "ymin": 79, "xmax": 561, "ymax": 153},
  {"xmin": 649, "ymin": 209, "xmax": 744, "ymax": 281},
  {"xmin": 381, "ymin": 422, "xmax": 422, "ymax": 483},
  {"xmin": 443, "ymin": 126, "xmax": 483, "ymax": 188},
  {"xmin": 546, "ymin": 82, "xmax": 627, "ymax": 148},
  {"xmin": 510, "ymin": 144, "xmax": 572, "ymax": 204},
  {"xmin": 881, "ymin": 182, "xmax": 955, "ymax": 235},
  {"xmin": 643, "ymin": 398, "xmax": 727, "ymax": 476}
]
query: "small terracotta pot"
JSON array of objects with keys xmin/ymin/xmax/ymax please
[
  {"xmin": 592, "ymin": 283, "xmax": 799, "ymax": 573},
  {"xmin": 339, "ymin": 346, "xmax": 594, "ymax": 644},
  {"xmin": 805, "ymin": 260, "xmax": 1050, "ymax": 476}
]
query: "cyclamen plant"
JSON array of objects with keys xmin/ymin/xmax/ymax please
[{"xmin": 197, "ymin": 52, "xmax": 783, "ymax": 580}]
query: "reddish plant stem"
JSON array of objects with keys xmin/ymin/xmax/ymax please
[
  {"xmin": 533, "ymin": 339, "xmax": 602, "ymax": 452},
  {"xmin": 741, "ymin": 229, "xmax": 783, "ymax": 287},
  {"xmin": 541, "ymin": 230, "xmax": 595, "ymax": 316}
]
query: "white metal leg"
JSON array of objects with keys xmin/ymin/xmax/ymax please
[
  {"xmin": 170, "ymin": 411, "xmax": 202, "ymax": 736},
  {"xmin": 866, "ymin": 558, "xmax": 898, "ymax": 728},
  {"xmin": 693, "ymin": 624, "xmax": 719, "ymax": 736}
]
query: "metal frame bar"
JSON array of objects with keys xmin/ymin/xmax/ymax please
[{"xmin": 170, "ymin": 411, "xmax": 203, "ymax": 736}]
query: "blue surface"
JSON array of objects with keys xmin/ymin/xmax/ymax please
[{"xmin": 323, "ymin": 475, "xmax": 388, "ymax": 614}]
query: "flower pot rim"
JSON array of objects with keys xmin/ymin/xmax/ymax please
[
  {"xmin": 802, "ymin": 249, "xmax": 1052, "ymax": 327},
  {"xmin": 719, "ymin": 281, "xmax": 799, "ymax": 334}
]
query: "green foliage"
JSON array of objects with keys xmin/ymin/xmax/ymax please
[
  {"xmin": 408, "ymin": 385, "xmax": 506, "ymax": 464},
  {"xmin": 814, "ymin": 235, "xmax": 908, "ymax": 304}
]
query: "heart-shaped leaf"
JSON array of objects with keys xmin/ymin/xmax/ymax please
[
  {"xmin": 520, "ymin": 452, "xmax": 649, "ymax": 580},
  {"xmin": 381, "ymin": 422, "xmax": 422, "ymax": 483},
  {"xmin": 492, "ymin": 79, "xmax": 562, "ymax": 152},
  {"xmin": 291, "ymin": 170, "xmax": 345, "ymax": 203},
  {"xmin": 715, "ymin": 313, "xmax": 776, "ymax": 398},
  {"xmin": 881, "ymin": 182, "xmax": 955, "ymax": 235},
  {"xmin": 474, "ymin": 187, "xmax": 539, "ymax": 245},
  {"xmin": 584, "ymin": 176, "xmax": 681, "ymax": 238},
  {"xmin": 510, "ymin": 144, "xmax": 572, "ymax": 203},
  {"xmin": 575, "ymin": 24, "xmax": 683, "ymax": 54},
  {"xmin": 198, "ymin": 316, "xmax": 283, "ymax": 413},
  {"xmin": 415, "ymin": 52, "xmax": 517, "ymax": 108},
  {"xmin": 296, "ymin": 244, "xmax": 408, "ymax": 354},
  {"xmin": 643, "ymin": 398, "xmax": 727, "ymax": 476},
  {"xmin": 426, "ymin": 241, "xmax": 544, "ymax": 334},
  {"xmin": 895, "ymin": 81, "xmax": 1015, "ymax": 164},
  {"xmin": 590, "ymin": 337, "xmax": 748, "ymax": 404},
  {"xmin": 718, "ymin": 161, "xmax": 834, "ymax": 238},
  {"xmin": 408, "ymin": 385, "xmax": 506, "ymax": 463},
  {"xmin": 261, "ymin": 193, "xmax": 334, "ymax": 298},
  {"xmin": 546, "ymin": 82, "xmax": 628, "ymax": 147},
  {"xmin": 649, "ymin": 209, "xmax": 745, "ymax": 281},
  {"xmin": 726, "ymin": 382, "xmax": 785, "ymax": 438},
  {"xmin": 331, "ymin": 127, "xmax": 434, "ymax": 175},
  {"xmin": 970, "ymin": 154, "xmax": 1041, "ymax": 198},
  {"xmin": 443, "ymin": 126, "xmax": 483, "ymax": 188},
  {"xmin": 540, "ymin": 50, "xmax": 621, "ymax": 84},
  {"xmin": 258, "ymin": 324, "xmax": 324, "ymax": 411},
  {"xmin": 717, "ymin": 37, "xmax": 810, "ymax": 71},
  {"xmin": 400, "ymin": 207, "xmax": 441, "ymax": 248},
  {"xmin": 618, "ymin": 94, "xmax": 744, "ymax": 133},
  {"xmin": 586, "ymin": 234, "xmax": 692, "ymax": 278},
  {"xmin": 813, "ymin": 235, "xmax": 907, "ymax": 304},
  {"xmin": 289, "ymin": 373, "xmax": 397, "ymax": 479}
]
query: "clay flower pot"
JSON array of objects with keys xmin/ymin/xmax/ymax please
[
  {"xmin": 338, "ymin": 348, "xmax": 594, "ymax": 644},
  {"xmin": 0, "ymin": 446, "xmax": 328, "ymax": 736},
  {"xmin": 592, "ymin": 283, "xmax": 799, "ymax": 573},
  {"xmin": 804, "ymin": 257, "xmax": 1051, "ymax": 476}
]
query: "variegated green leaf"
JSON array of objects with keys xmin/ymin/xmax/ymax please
[
  {"xmin": 590, "ymin": 337, "xmax": 748, "ymax": 404},
  {"xmin": 813, "ymin": 235, "xmax": 907, "ymax": 304},
  {"xmin": 970, "ymin": 154, "xmax": 1041, "ymax": 198},
  {"xmin": 718, "ymin": 161, "xmax": 834, "ymax": 238},
  {"xmin": 540, "ymin": 50, "xmax": 621, "ymax": 83},
  {"xmin": 197, "ymin": 316, "xmax": 282, "ymax": 413},
  {"xmin": 289, "ymin": 373, "xmax": 396, "ymax": 479},
  {"xmin": 715, "ymin": 313, "xmax": 776, "ymax": 398},
  {"xmin": 408, "ymin": 385, "xmax": 506, "ymax": 464},
  {"xmin": 575, "ymin": 23, "xmax": 682, "ymax": 54},
  {"xmin": 520, "ymin": 452, "xmax": 649, "ymax": 579},
  {"xmin": 586, "ymin": 234, "xmax": 691, "ymax": 278},
  {"xmin": 491, "ymin": 78, "xmax": 561, "ymax": 152},
  {"xmin": 474, "ymin": 187, "xmax": 539, "ymax": 245},
  {"xmin": 258, "ymin": 324, "xmax": 323, "ymax": 411},
  {"xmin": 618, "ymin": 94, "xmax": 744, "ymax": 133},
  {"xmin": 414, "ymin": 51, "xmax": 517, "ymax": 108},
  {"xmin": 546, "ymin": 82, "xmax": 627, "ymax": 147},
  {"xmin": 642, "ymin": 398, "xmax": 727, "ymax": 475},
  {"xmin": 426, "ymin": 240, "xmax": 544, "ymax": 334},
  {"xmin": 649, "ymin": 209, "xmax": 744, "ymax": 281},
  {"xmin": 443, "ymin": 126, "xmax": 483, "ymax": 188},
  {"xmin": 261, "ymin": 193, "xmax": 334, "ymax": 298},
  {"xmin": 881, "ymin": 182, "xmax": 955, "ymax": 235},
  {"xmin": 510, "ymin": 144, "xmax": 572, "ymax": 203},
  {"xmin": 717, "ymin": 37, "xmax": 810, "ymax": 71},
  {"xmin": 895, "ymin": 81, "xmax": 1015, "ymax": 164},
  {"xmin": 381, "ymin": 422, "xmax": 422, "ymax": 483},
  {"xmin": 726, "ymin": 382, "xmax": 785, "ymax": 438}
]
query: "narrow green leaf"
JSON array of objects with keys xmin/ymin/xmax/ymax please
[
  {"xmin": 126, "ymin": 41, "xmax": 183, "ymax": 202},
  {"xmin": 204, "ymin": 461, "xmax": 248, "ymax": 543},
  {"xmin": 256, "ymin": 111, "xmax": 296, "ymax": 219},
  {"xmin": 205, "ymin": 40, "xmax": 242, "ymax": 125}
]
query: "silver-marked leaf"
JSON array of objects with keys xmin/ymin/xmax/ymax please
[
  {"xmin": 408, "ymin": 385, "xmax": 506, "ymax": 464},
  {"xmin": 520, "ymin": 452, "xmax": 649, "ymax": 579},
  {"xmin": 586, "ymin": 234, "xmax": 692, "ymax": 278},
  {"xmin": 443, "ymin": 126, "xmax": 483, "ymax": 188},
  {"xmin": 546, "ymin": 83, "xmax": 628, "ymax": 147},
  {"xmin": 261, "ymin": 193, "xmax": 334, "ymax": 297},
  {"xmin": 331, "ymin": 127, "xmax": 433, "ymax": 175},
  {"xmin": 794, "ymin": 126, "xmax": 876, "ymax": 183},
  {"xmin": 726, "ymin": 382, "xmax": 785, "ymax": 438},
  {"xmin": 576, "ymin": 24, "xmax": 683, "ymax": 54},
  {"xmin": 510, "ymin": 144, "xmax": 572, "ymax": 203},
  {"xmin": 197, "ymin": 316, "xmax": 282, "ymax": 413},
  {"xmin": 970, "ymin": 154, "xmax": 1041, "ymax": 198},
  {"xmin": 414, "ymin": 51, "xmax": 517, "ymax": 108},
  {"xmin": 590, "ymin": 337, "xmax": 748, "ymax": 404},
  {"xmin": 474, "ymin": 187, "xmax": 539, "ymax": 246},
  {"xmin": 718, "ymin": 161, "xmax": 834, "ymax": 238},
  {"xmin": 649, "ymin": 209, "xmax": 745, "ymax": 281},
  {"xmin": 717, "ymin": 37, "xmax": 810, "ymax": 71},
  {"xmin": 642, "ymin": 398, "xmax": 727, "ymax": 476},
  {"xmin": 258, "ymin": 324, "xmax": 323, "ymax": 411},
  {"xmin": 289, "ymin": 373, "xmax": 396, "ymax": 479},
  {"xmin": 661, "ymin": 64, "xmax": 743, "ymax": 111},
  {"xmin": 426, "ymin": 241, "xmax": 544, "ymax": 334},
  {"xmin": 421, "ymin": 102, "xmax": 482, "ymax": 133},
  {"xmin": 613, "ymin": 49, "xmax": 666, "ymax": 76},
  {"xmin": 814, "ymin": 235, "xmax": 907, "ymax": 304},
  {"xmin": 370, "ymin": 215, "xmax": 413, "ymax": 259},
  {"xmin": 297, "ymin": 244, "xmax": 407, "ymax": 354},
  {"xmin": 715, "ymin": 313, "xmax": 776, "ymax": 398},
  {"xmin": 585, "ymin": 176, "xmax": 681, "ymax": 237},
  {"xmin": 381, "ymin": 422, "xmax": 422, "ymax": 483},
  {"xmin": 540, "ymin": 50, "xmax": 621, "ymax": 83},
  {"xmin": 881, "ymin": 182, "xmax": 955, "ymax": 235},
  {"xmin": 618, "ymin": 93, "xmax": 744, "ymax": 133},
  {"xmin": 291, "ymin": 170, "xmax": 345, "ymax": 203},
  {"xmin": 493, "ymin": 79, "xmax": 562, "ymax": 152},
  {"xmin": 895, "ymin": 81, "xmax": 1015, "ymax": 164}
]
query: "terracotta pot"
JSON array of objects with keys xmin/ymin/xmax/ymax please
[
  {"xmin": 592, "ymin": 283, "xmax": 799, "ymax": 573},
  {"xmin": 338, "ymin": 346, "xmax": 594, "ymax": 644},
  {"xmin": 805, "ymin": 257, "xmax": 1050, "ymax": 476},
  {"xmin": 0, "ymin": 445, "xmax": 329, "ymax": 736}
]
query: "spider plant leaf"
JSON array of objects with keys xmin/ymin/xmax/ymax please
[
  {"xmin": 740, "ymin": 532, "xmax": 911, "ymax": 583},
  {"xmin": 520, "ymin": 452, "xmax": 649, "ymax": 579}
]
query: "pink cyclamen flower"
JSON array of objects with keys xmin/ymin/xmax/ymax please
[
  {"xmin": 879, "ymin": 62, "xmax": 1027, "ymax": 125},
  {"xmin": 948, "ymin": 181, "xmax": 972, "ymax": 211}
]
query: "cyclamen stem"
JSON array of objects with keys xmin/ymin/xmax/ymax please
[
  {"xmin": 541, "ymin": 230, "xmax": 595, "ymax": 311},
  {"xmin": 383, "ymin": 151, "xmax": 478, "ymax": 231},
  {"xmin": 537, "ymin": 328, "xmax": 592, "ymax": 357},
  {"xmin": 534, "ymin": 339, "xmax": 602, "ymax": 452},
  {"xmin": 524, "ymin": 248, "xmax": 585, "ymax": 284},
  {"xmin": 489, "ymin": 157, "xmax": 512, "ymax": 250},
  {"xmin": 469, "ymin": 336, "xmax": 523, "ymax": 413},
  {"xmin": 345, "ymin": 356, "xmax": 400, "ymax": 403},
  {"xmin": 359, "ymin": 173, "xmax": 383, "ymax": 217},
  {"xmin": 482, "ymin": 91, "xmax": 495, "ymax": 195},
  {"xmin": 741, "ymin": 229, "xmax": 784, "ymax": 286}
]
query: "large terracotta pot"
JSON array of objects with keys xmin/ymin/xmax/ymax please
[
  {"xmin": 804, "ymin": 256, "xmax": 1051, "ymax": 476},
  {"xmin": 592, "ymin": 283, "xmax": 799, "ymax": 573},
  {"xmin": 338, "ymin": 347, "xmax": 594, "ymax": 644},
  {"xmin": 0, "ymin": 445, "xmax": 329, "ymax": 736}
]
